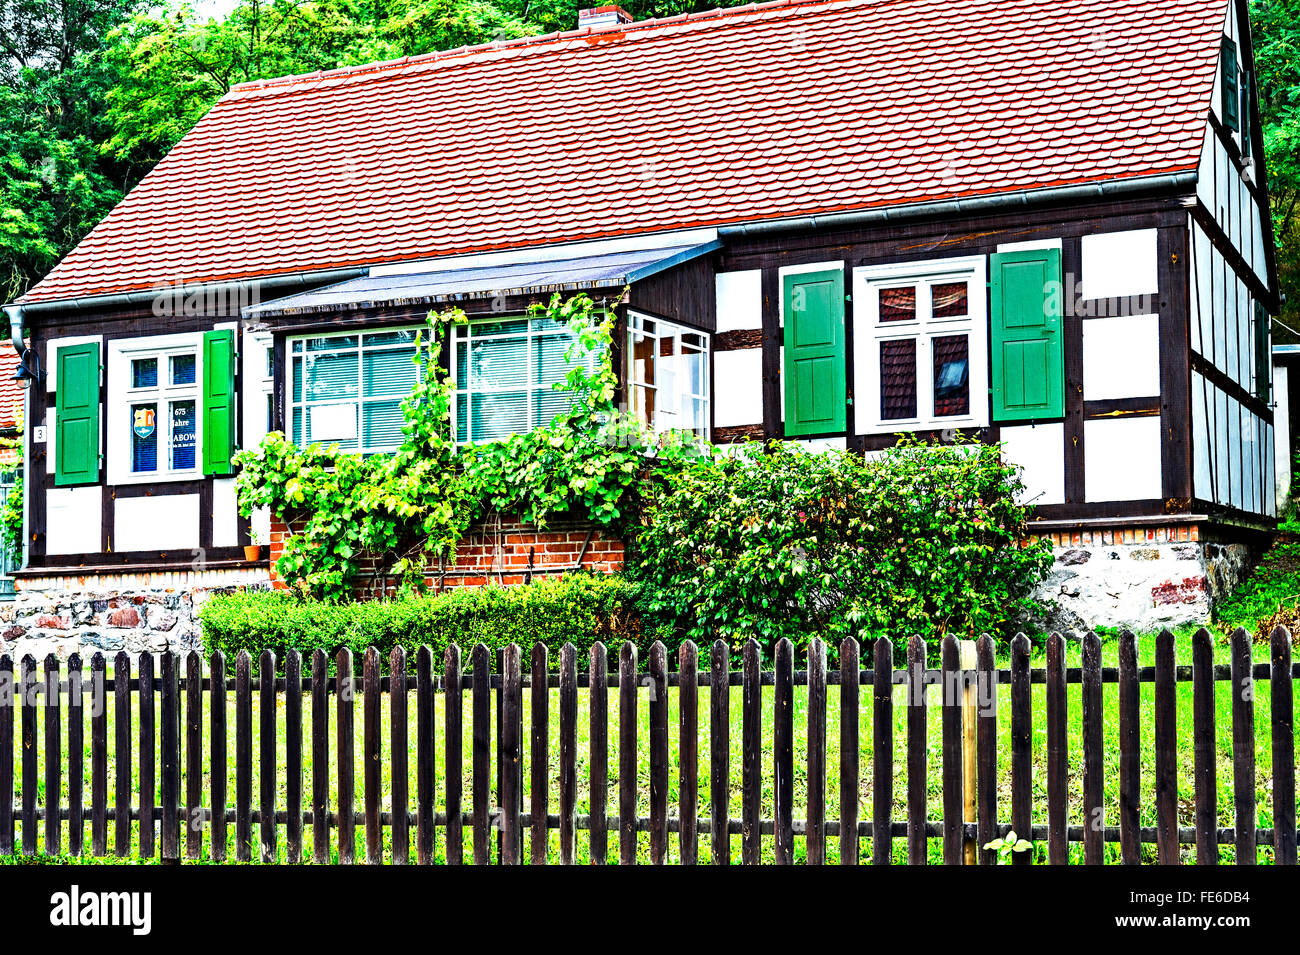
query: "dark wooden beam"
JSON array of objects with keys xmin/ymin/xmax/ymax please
[{"xmin": 1158, "ymin": 225, "xmax": 1193, "ymax": 506}]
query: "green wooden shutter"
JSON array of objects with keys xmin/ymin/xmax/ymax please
[
  {"xmin": 202, "ymin": 329, "xmax": 236, "ymax": 475},
  {"xmin": 990, "ymin": 248, "xmax": 1064, "ymax": 421},
  {"xmin": 54, "ymin": 342, "xmax": 101, "ymax": 486},
  {"xmin": 782, "ymin": 269, "xmax": 846, "ymax": 437},
  {"xmin": 1222, "ymin": 37, "xmax": 1239, "ymax": 131}
]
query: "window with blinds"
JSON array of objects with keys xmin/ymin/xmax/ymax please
[
  {"xmin": 290, "ymin": 329, "xmax": 421, "ymax": 453},
  {"xmin": 450, "ymin": 316, "xmax": 596, "ymax": 444}
]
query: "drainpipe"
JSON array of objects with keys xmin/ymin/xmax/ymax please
[{"xmin": 2, "ymin": 303, "xmax": 27, "ymax": 575}]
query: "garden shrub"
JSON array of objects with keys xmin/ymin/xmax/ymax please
[
  {"xmin": 632, "ymin": 437, "xmax": 1054, "ymax": 657},
  {"xmin": 199, "ymin": 574, "xmax": 652, "ymax": 670}
]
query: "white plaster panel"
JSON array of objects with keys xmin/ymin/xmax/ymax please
[
  {"xmin": 212, "ymin": 478, "xmax": 239, "ymax": 548},
  {"xmin": 712, "ymin": 348, "xmax": 763, "ymax": 428},
  {"xmin": 1080, "ymin": 229, "xmax": 1158, "ymax": 300},
  {"xmin": 1000, "ymin": 423, "xmax": 1064, "ymax": 506},
  {"xmin": 714, "ymin": 270, "xmax": 762, "ymax": 333},
  {"xmin": 114, "ymin": 494, "xmax": 200, "ymax": 552},
  {"xmin": 45, "ymin": 487, "xmax": 101, "ymax": 555},
  {"xmin": 1084, "ymin": 417, "xmax": 1161, "ymax": 502},
  {"xmin": 1081, "ymin": 314, "xmax": 1160, "ymax": 400}
]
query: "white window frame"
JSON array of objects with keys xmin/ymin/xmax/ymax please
[
  {"xmin": 107, "ymin": 332, "xmax": 204, "ymax": 485},
  {"xmin": 288, "ymin": 327, "xmax": 421, "ymax": 454},
  {"xmin": 626, "ymin": 310, "xmax": 711, "ymax": 439},
  {"xmin": 243, "ymin": 331, "xmax": 275, "ymax": 448},
  {"xmin": 853, "ymin": 255, "xmax": 988, "ymax": 435},
  {"xmin": 450, "ymin": 315, "xmax": 594, "ymax": 446}
]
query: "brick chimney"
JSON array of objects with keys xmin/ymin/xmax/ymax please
[{"xmin": 578, "ymin": 5, "xmax": 633, "ymax": 28}]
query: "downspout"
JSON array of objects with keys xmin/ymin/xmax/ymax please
[{"xmin": 3, "ymin": 303, "xmax": 27, "ymax": 574}]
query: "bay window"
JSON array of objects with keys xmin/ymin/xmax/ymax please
[
  {"xmin": 290, "ymin": 329, "xmax": 420, "ymax": 453},
  {"xmin": 627, "ymin": 312, "xmax": 709, "ymax": 438},
  {"xmin": 854, "ymin": 255, "xmax": 988, "ymax": 434}
]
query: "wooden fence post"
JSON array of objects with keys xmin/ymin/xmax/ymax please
[
  {"xmin": 43, "ymin": 655, "xmax": 60, "ymax": 856},
  {"xmin": 530, "ymin": 643, "xmax": 550, "ymax": 865},
  {"xmin": 112, "ymin": 652, "xmax": 130, "ymax": 858},
  {"xmin": 235, "ymin": 650, "xmax": 252, "ymax": 863},
  {"xmin": 709, "ymin": 639, "xmax": 729, "ymax": 866},
  {"xmin": 285, "ymin": 649, "xmax": 302, "ymax": 864},
  {"xmin": 1192, "ymin": 627, "xmax": 1218, "ymax": 864},
  {"xmin": 471, "ymin": 643, "xmax": 491, "ymax": 865},
  {"xmin": 618, "ymin": 641, "xmax": 638, "ymax": 865},
  {"xmin": 363, "ymin": 647, "xmax": 381, "ymax": 865},
  {"xmin": 500, "ymin": 644, "xmax": 523, "ymax": 866},
  {"xmin": 1045, "ymin": 633, "xmax": 1067, "ymax": 864},
  {"xmin": 1081, "ymin": 631, "xmax": 1103, "ymax": 865},
  {"xmin": 559, "ymin": 642, "xmax": 578, "ymax": 865},
  {"xmin": 839, "ymin": 637, "xmax": 859, "ymax": 866},
  {"xmin": 186, "ymin": 651, "xmax": 204, "ymax": 862},
  {"xmin": 260, "ymin": 650, "xmax": 277, "ymax": 864},
  {"xmin": 772, "ymin": 638, "xmax": 794, "ymax": 865},
  {"xmin": 1230, "ymin": 627, "xmax": 1256, "ymax": 864},
  {"xmin": 1154, "ymin": 628, "xmax": 1178, "ymax": 864},
  {"xmin": 906, "ymin": 636, "xmax": 927, "ymax": 864},
  {"xmin": 138, "ymin": 652, "xmax": 154, "ymax": 860},
  {"xmin": 416, "ymin": 645, "xmax": 434, "ymax": 866},
  {"xmin": 872, "ymin": 637, "xmax": 892, "ymax": 866},
  {"xmin": 975, "ymin": 635, "xmax": 996, "ymax": 865},
  {"xmin": 589, "ymin": 642, "xmax": 608, "ymax": 866},
  {"xmin": 0, "ymin": 653, "xmax": 13, "ymax": 856},
  {"xmin": 160, "ymin": 652, "xmax": 179, "ymax": 865},
  {"xmin": 336, "ymin": 647, "xmax": 355, "ymax": 865},
  {"xmin": 1010, "ymin": 634, "xmax": 1032, "ymax": 865},
  {"xmin": 741, "ymin": 637, "xmax": 761, "ymax": 865},
  {"xmin": 210, "ymin": 651, "xmax": 227, "ymax": 863},
  {"xmin": 444, "ymin": 643, "xmax": 463, "ymax": 865},
  {"xmin": 310, "ymin": 648, "xmax": 328, "ymax": 864},
  {"xmin": 68, "ymin": 654, "xmax": 84, "ymax": 857},
  {"xmin": 649, "ymin": 641, "xmax": 669, "ymax": 865},
  {"xmin": 940, "ymin": 636, "xmax": 963, "ymax": 865},
  {"xmin": 805, "ymin": 637, "xmax": 826, "ymax": 865},
  {"xmin": 390, "ymin": 645, "xmax": 409, "ymax": 866},
  {"xmin": 1117, "ymin": 631, "xmax": 1140, "ymax": 864},
  {"xmin": 90, "ymin": 653, "xmax": 107, "ymax": 857},
  {"xmin": 678, "ymin": 640, "xmax": 698, "ymax": 866},
  {"xmin": 1270, "ymin": 627, "xmax": 1296, "ymax": 865}
]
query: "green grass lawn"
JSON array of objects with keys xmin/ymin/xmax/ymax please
[{"xmin": 3, "ymin": 623, "xmax": 1293, "ymax": 865}]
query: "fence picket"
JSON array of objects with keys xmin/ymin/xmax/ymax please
[
  {"xmin": 1045, "ymin": 633, "xmax": 1066, "ymax": 865},
  {"xmin": 68, "ymin": 654, "xmax": 84, "ymax": 857},
  {"xmin": 43, "ymin": 655, "xmax": 60, "ymax": 855},
  {"xmin": 590, "ymin": 642, "xmax": 609, "ymax": 866},
  {"xmin": 678, "ymin": 640, "xmax": 698, "ymax": 866},
  {"xmin": 112, "ymin": 652, "xmax": 130, "ymax": 857},
  {"xmin": 976, "ymin": 635, "xmax": 996, "ymax": 866},
  {"xmin": 649, "ymin": 641, "xmax": 669, "ymax": 866},
  {"xmin": 160, "ymin": 652, "xmax": 179, "ymax": 864},
  {"xmin": 559, "ymin": 643, "xmax": 578, "ymax": 865},
  {"xmin": 530, "ymin": 643, "xmax": 549, "ymax": 865},
  {"xmin": 210, "ymin": 651, "xmax": 227, "ymax": 863},
  {"xmin": 1230, "ymin": 627, "xmax": 1256, "ymax": 865},
  {"xmin": 186, "ymin": 651, "xmax": 203, "ymax": 861},
  {"xmin": 806, "ymin": 637, "xmax": 826, "ymax": 866},
  {"xmin": 1117, "ymin": 631, "xmax": 1140, "ymax": 864},
  {"xmin": 260, "ymin": 650, "xmax": 277, "ymax": 864},
  {"xmin": 416, "ymin": 646, "xmax": 434, "ymax": 866},
  {"xmin": 0, "ymin": 654, "xmax": 12, "ymax": 856},
  {"xmin": 363, "ymin": 647, "xmax": 381, "ymax": 865},
  {"xmin": 501, "ymin": 644, "xmax": 523, "ymax": 865},
  {"xmin": 773, "ymin": 637, "xmax": 794, "ymax": 866},
  {"xmin": 1081, "ymin": 632, "xmax": 1103, "ymax": 865},
  {"xmin": 1010, "ymin": 634, "xmax": 1032, "ymax": 866},
  {"xmin": 873, "ymin": 637, "xmax": 892, "ymax": 866},
  {"xmin": 285, "ymin": 649, "xmax": 303, "ymax": 864},
  {"xmin": 1270, "ymin": 627, "xmax": 1296, "ymax": 866},
  {"xmin": 1192, "ymin": 628, "xmax": 1217, "ymax": 865},
  {"xmin": 311, "ymin": 648, "xmax": 329, "ymax": 864},
  {"xmin": 337, "ymin": 648, "xmax": 355, "ymax": 866},
  {"xmin": 471, "ymin": 643, "xmax": 491, "ymax": 866},
  {"xmin": 444, "ymin": 644, "xmax": 463, "ymax": 866},
  {"xmin": 91, "ymin": 653, "xmax": 107, "ymax": 856},
  {"xmin": 235, "ymin": 650, "xmax": 252, "ymax": 863},
  {"xmin": 138, "ymin": 651, "xmax": 155, "ymax": 859},
  {"xmin": 619, "ymin": 641, "xmax": 638, "ymax": 865},
  {"xmin": 741, "ymin": 637, "xmax": 761, "ymax": 865},
  {"xmin": 839, "ymin": 637, "xmax": 859, "ymax": 866},
  {"xmin": 710, "ymin": 639, "xmax": 729, "ymax": 866},
  {"xmin": 907, "ymin": 636, "xmax": 927, "ymax": 865},
  {"xmin": 1154, "ymin": 628, "xmax": 1178, "ymax": 865},
  {"xmin": 391, "ymin": 646, "xmax": 409, "ymax": 865},
  {"xmin": 941, "ymin": 636, "xmax": 963, "ymax": 865}
]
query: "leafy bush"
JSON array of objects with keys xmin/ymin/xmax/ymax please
[
  {"xmin": 198, "ymin": 574, "xmax": 651, "ymax": 670},
  {"xmin": 632, "ymin": 438, "xmax": 1054, "ymax": 656},
  {"xmin": 1214, "ymin": 538, "xmax": 1300, "ymax": 638}
]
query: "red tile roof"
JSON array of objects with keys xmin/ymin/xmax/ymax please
[
  {"xmin": 20, "ymin": 0, "xmax": 1227, "ymax": 305},
  {"xmin": 0, "ymin": 344, "xmax": 21, "ymax": 431}
]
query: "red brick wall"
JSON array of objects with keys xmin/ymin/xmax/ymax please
[{"xmin": 268, "ymin": 515, "xmax": 624, "ymax": 597}]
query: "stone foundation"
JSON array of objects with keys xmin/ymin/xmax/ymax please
[
  {"xmin": 1033, "ymin": 523, "xmax": 1254, "ymax": 632},
  {"xmin": 1, "ymin": 566, "xmax": 273, "ymax": 662}
]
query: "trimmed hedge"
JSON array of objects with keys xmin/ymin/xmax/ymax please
[{"xmin": 198, "ymin": 574, "xmax": 651, "ymax": 670}]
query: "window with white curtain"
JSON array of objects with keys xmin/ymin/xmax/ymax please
[
  {"xmin": 290, "ymin": 329, "xmax": 421, "ymax": 452},
  {"xmin": 450, "ymin": 315, "xmax": 594, "ymax": 444},
  {"xmin": 626, "ymin": 312, "xmax": 709, "ymax": 438}
]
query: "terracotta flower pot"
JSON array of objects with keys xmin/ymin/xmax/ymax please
[{"xmin": 243, "ymin": 544, "xmax": 263, "ymax": 562}]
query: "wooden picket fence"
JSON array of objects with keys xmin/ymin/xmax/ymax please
[{"xmin": 0, "ymin": 627, "xmax": 1295, "ymax": 864}]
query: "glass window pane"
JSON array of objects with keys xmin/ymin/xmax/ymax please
[
  {"xmin": 307, "ymin": 403, "xmax": 358, "ymax": 448},
  {"xmin": 304, "ymin": 352, "xmax": 359, "ymax": 400},
  {"xmin": 629, "ymin": 383, "xmax": 654, "ymax": 429},
  {"xmin": 631, "ymin": 333, "xmax": 655, "ymax": 386},
  {"xmin": 170, "ymin": 354, "xmax": 196, "ymax": 386},
  {"xmin": 292, "ymin": 356, "xmax": 302, "ymax": 403},
  {"xmin": 362, "ymin": 349, "xmax": 418, "ymax": 398},
  {"xmin": 363, "ymin": 400, "xmax": 405, "ymax": 449},
  {"xmin": 932, "ymin": 334, "xmax": 970, "ymax": 416},
  {"xmin": 880, "ymin": 339, "xmax": 917, "ymax": 420},
  {"xmin": 292, "ymin": 407, "xmax": 303, "ymax": 445},
  {"xmin": 530, "ymin": 314, "xmax": 569, "ymax": 334},
  {"xmin": 931, "ymin": 282, "xmax": 968, "ymax": 319},
  {"xmin": 470, "ymin": 338, "xmax": 527, "ymax": 389},
  {"xmin": 533, "ymin": 388, "xmax": 575, "ymax": 427},
  {"xmin": 362, "ymin": 329, "xmax": 417, "ymax": 347},
  {"xmin": 534, "ymin": 335, "xmax": 574, "ymax": 386},
  {"xmin": 472, "ymin": 319, "xmax": 528, "ymax": 337},
  {"xmin": 303, "ymin": 335, "xmax": 358, "ymax": 352},
  {"xmin": 471, "ymin": 391, "xmax": 528, "ymax": 442},
  {"xmin": 131, "ymin": 403, "xmax": 158, "ymax": 472},
  {"xmin": 455, "ymin": 395, "xmax": 467, "ymax": 443},
  {"xmin": 131, "ymin": 358, "xmax": 158, "ymax": 388},
  {"xmin": 170, "ymin": 399, "xmax": 197, "ymax": 469},
  {"xmin": 265, "ymin": 346, "xmax": 274, "ymax": 378},
  {"xmin": 879, "ymin": 286, "xmax": 916, "ymax": 323}
]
